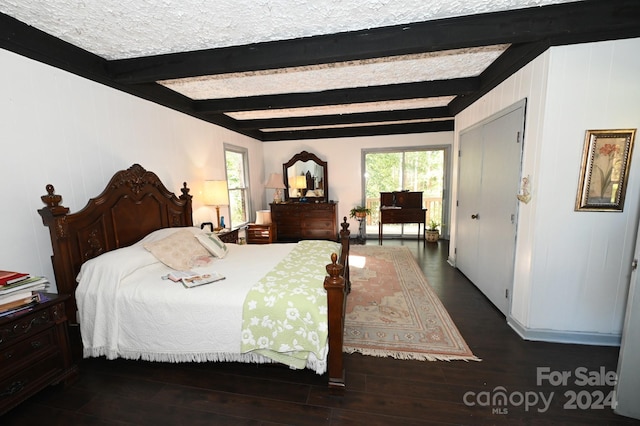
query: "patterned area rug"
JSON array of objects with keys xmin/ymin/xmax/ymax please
[{"xmin": 344, "ymin": 245, "xmax": 480, "ymax": 362}]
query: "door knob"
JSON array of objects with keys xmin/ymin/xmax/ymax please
[{"xmin": 471, "ymin": 213, "xmax": 479, "ymax": 219}]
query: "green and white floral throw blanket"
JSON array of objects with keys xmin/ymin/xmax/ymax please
[{"xmin": 241, "ymin": 240, "xmax": 341, "ymax": 371}]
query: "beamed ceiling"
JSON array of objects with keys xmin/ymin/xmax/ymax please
[{"xmin": 1, "ymin": 0, "xmax": 639, "ymax": 141}]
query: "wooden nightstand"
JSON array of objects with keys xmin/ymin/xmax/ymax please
[
  {"xmin": 0, "ymin": 293, "xmax": 78, "ymax": 415},
  {"xmin": 216, "ymin": 227, "xmax": 240, "ymax": 244},
  {"xmin": 246, "ymin": 223, "xmax": 276, "ymax": 244}
]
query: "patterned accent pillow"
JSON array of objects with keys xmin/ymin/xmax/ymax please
[
  {"xmin": 195, "ymin": 232, "xmax": 229, "ymax": 258},
  {"xmin": 144, "ymin": 229, "xmax": 212, "ymax": 270}
]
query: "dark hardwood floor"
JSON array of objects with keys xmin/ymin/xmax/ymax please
[{"xmin": 3, "ymin": 239, "xmax": 639, "ymax": 425}]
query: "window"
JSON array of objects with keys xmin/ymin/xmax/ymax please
[
  {"xmin": 224, "ymin": 144, "xmax": 251, "ymax": 227},
  {"xmin": 362, "ymin": 147, "xmax": 448, "ymax": 237}
]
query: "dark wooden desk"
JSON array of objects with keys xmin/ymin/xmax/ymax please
[{"xmin": 378, "ymin": 192, "xmax": 426, "ymax": 246}]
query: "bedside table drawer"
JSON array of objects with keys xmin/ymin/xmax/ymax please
[
  {"xmin": 0, "ymin": 307, "xmax": 56, "ymax": 349},
  {"xmin": 0, "ymin": 353, "xmax": 63, "ymax": 410},
  {"xmin": 246, "ymin": 224, "xmax": 274, "ymax": 244},
  {"xmin": 0, "ymin": 328, "xmax": 56, "ymax": 374},
  {"xmin": 0, "ymin": 294, "xmax": 77, "ymax": 416}
]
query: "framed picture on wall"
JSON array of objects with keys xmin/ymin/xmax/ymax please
[{"xmin": 575, "ymin": 128, "xmax": 636, "ymax": 212}]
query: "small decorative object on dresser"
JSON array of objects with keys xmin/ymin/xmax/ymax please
[{"xmin": 0, "ymin": 293, "xmax": 78, "ymax": 415}]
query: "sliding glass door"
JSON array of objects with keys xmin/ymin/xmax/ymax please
[{"xmin": 363, "ymin": 147, "xmax": 448, "ymax": 238}]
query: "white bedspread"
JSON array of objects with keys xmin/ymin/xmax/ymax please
[{"xmin": 76, "ymin": 235, "xmax": 331, "ymax": 369}]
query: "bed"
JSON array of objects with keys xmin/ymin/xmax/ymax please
[{"xmin": 38, "ymin": 164, "xmax": 350, "ymax": 391}]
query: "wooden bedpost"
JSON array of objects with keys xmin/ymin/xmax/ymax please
[
  {"xmin": 324, "ymin": 252, "xmax": 345, "ymax": 392},
  {"xmin": 38, "ymin": 184, "xmax": 77, "ymax": 322},
  {"xmin": 338, "ymin": 217, "xmax": 350, "ymax": 293},
  {"xmin": 179, "ymin": 182, "xmax": 194, "ymax": 227}
]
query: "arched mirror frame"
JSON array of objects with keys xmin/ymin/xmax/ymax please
[{"xmin": 282, "ymin": 151, "xmax": 328, "ymax": 203}]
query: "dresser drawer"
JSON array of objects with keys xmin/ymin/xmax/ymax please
[
  {"xmin": 301, "ymin": 218, "xmax": 334, "ymax": 230},
  {"xmin": 302, "ymin": 204, "xmax": 334, "ymax": 212},
  {"xmin": 380, "ymin": 209, "xmax": 425, "ymax": 223},
  {"xmin": 0, "ymin": 352, "xmax": 63, "ymax": 412},
  {"xmin": 302, "ymin": 229, "xmax": 337, "ymax": 239},
  {"xmin": 0, "ymin": 305, "xmax": 57, "ymax": 349},
  {"xmin": 0, "ymin": 328, "xmax": 57, "ymax": 375},
  {"xmin": 301, "ymin": 210, "xmax": 334, "ymax": 219}
]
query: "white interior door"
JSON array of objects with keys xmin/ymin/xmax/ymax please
[
  {"xmin": 456, "ymin": 101, "xmax": 525, "ymax": 316},
  {"xmin": 614, "ymin": 218, "xmax": 640, "ymax": 420},
  {"xmin": 456, "ymin": 126, "xmax": 483, "ymax": 285}
]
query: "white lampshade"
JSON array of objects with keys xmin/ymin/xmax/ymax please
[
  {"xmin": 265, "ymin": 173, "xmax": 285, "ymax": 189},
  {"xmin": 203, "ymin": 180, "xmax": 229, "ymax": 206},
  {"xmin": 255, "ymin": 210, "xmax": 272, "ymax": 225}
]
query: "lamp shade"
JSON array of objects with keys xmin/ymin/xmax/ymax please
[
  {"xmin": 265, "ymin": 173, "xmax": 285, "ymax": 189},
  {"xmin": 294, "ymin": 175, "xmax": 307, "ymax": 189},
  {"xmin": 255, "ymin": 210, "xmax": 272, "ymax": 225},
  {"xmin": 203, "ymin": 180, "xmax": 229, "ymax": 206}
]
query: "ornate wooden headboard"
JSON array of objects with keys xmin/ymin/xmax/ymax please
[{"xmin": 38, "ymin": 164, "xmax": 193, "ymax": 323}]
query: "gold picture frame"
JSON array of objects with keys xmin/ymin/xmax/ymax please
[{"xmin": 575, "ymin": 129, "xmax": 636, "ymax": 212}]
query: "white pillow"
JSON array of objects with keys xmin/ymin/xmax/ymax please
[
  {"xmin": 144, "ymin": 229, "xmax": 212, "ymax": 270},
  {"xmin": 195, "ymin": 232, "xmax": 229, "ymax": 258}
]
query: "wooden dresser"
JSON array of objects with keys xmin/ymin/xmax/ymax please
[
  {"xmin": 270, "ymin": 202, "xmax": 338, "ymax": 242},
  {"xmin": 0, "ymin": 293, "xmax": 77, "ymax": 415}
]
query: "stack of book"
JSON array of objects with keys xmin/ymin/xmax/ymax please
[{"xmin": 0, "ymin": 269, "xmax": 49, "ymax": 315}]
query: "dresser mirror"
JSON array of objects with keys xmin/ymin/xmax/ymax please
[{"xmin": 283, "ymin": 151, "xmax": 328, "ymax": 202}]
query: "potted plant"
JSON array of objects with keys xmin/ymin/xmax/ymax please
[
  {"xmin": 426, "ymin": 219, "xmax": 440, "ymax": 243},
  {"xmin": 349, "ymin": 206, "xmax": 371, "ymax": 219}
]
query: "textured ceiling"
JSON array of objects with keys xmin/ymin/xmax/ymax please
[
  {"xmin": 1, "ymin": 0, "xmax": 638, "ymax": 141},
  {"xmin": 0, "ymin": 0, "xmax": 573, "ymax": 60},
  {"xmin": 158, "ymin": 46, "xmax": 509, "ymax": 100}
]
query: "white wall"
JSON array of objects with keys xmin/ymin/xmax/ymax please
[
  {"xmin": 0, "ymin": 49, "xmax": 263, "ymax": 292},
  {"xmin": 261, "ymin": 133, "xmax": 453, "ymax": 233},
  {"xmin": 527, "ymin": 39, "xmax": 640, "ymax": 335},
  {"xmin": 453, "ymin": 38, "xmax": 640, "ymax": 341}
]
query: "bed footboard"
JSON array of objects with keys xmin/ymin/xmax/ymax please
[{"xmin": 325, "ymin": 218, "xmax": 350, "ymax": 392}]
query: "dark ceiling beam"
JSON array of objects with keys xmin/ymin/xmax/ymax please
[
  {"xmin": 194, "ymin": 79, "xmax": 477, "ymax": 113},
  {"xmin": 0, "ymin": 13, "xmax": 109, "ymax": 83},
  {"xmin": 108, "ymin": 0, "xmax": 640, "ymax": 84},
  {"xmin": 234, "ymin": 107, "xmax": 451, "ymax": 129},
  {"xmin": 260, "ymin": 120, "xmax": 454, "ymax": 141}
]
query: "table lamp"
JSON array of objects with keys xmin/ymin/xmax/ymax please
[
  {"xmin": 294, "ymin": 175, "xmax": 307, "ymax": 197},
  {"xmin": 265, "ymin": 173, "xmax": 286, "ymax": 203},
  {"xmin": 203, "ymin": 180, "xmax": 229, "ymax": 231}
]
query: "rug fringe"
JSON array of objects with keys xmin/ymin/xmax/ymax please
[{"xmin": 343, "ymin": 346, "xmax": 481, "ymax": 362}]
